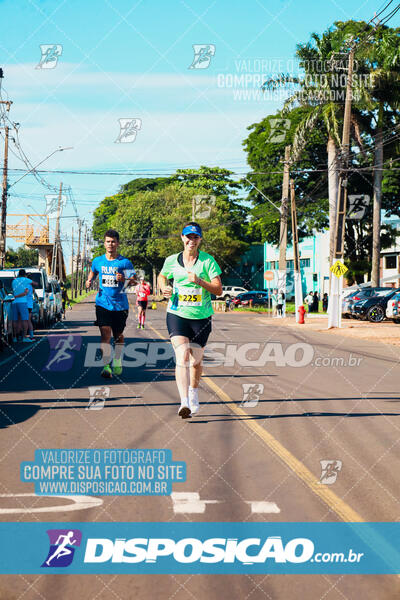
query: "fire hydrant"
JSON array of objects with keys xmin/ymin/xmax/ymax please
[{"xmin": 298, "ymin": 305, "xmax": 306, "ymax": 324}]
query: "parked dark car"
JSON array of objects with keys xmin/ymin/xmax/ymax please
[
  {"xmin": 232, "ymin": 291, "xmax": 269, "ymax": 307},
  {"xmin": 343, "ymin": 287, "xmax": 394, "ymax": 318},
  {"xmin": 352, "ymin": 288, "xmax": 400, "ymax": 322}
]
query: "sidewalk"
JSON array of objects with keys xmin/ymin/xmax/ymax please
[{"xmin": 257, "ymin": 313, "xmax": 400, "ymax": 347}]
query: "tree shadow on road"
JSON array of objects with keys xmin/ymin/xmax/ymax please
[{"xmin": 0, "ymin": 404, "xmax": 40, "ymax": 428}]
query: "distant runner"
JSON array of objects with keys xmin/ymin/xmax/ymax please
[
  {"xmin": 135, "ymin": 277, "xmax": 151, "ymax": 329},
  {"xmin": 86, "ymin": 229, "xmax": 137, "ymax": 378},
  {"xmin": 158, "ymin": 222, "xmax": 222, "ymax": 418}
]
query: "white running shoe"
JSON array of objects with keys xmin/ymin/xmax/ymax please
[
  {"xmin": 189, "ymin": 389, "xmax": 200, "ymax": 415},
  {"xmin": 178, "ymin": 401, "xmax": 191, "ymax": 419},
  {"xmin": 22, "ymin": 337, "xmax": 34, "ymax": 343}
]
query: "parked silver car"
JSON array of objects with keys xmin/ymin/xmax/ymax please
[{"xmin": 386, "ymin": 291, "xmax": 400, "ymax": 323}]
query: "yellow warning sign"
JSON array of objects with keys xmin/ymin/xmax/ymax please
[{"xmin": 330, "ymin": 260, "xmax": 348, "ymax": 278}]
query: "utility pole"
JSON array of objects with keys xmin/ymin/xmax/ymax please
[
  {"xmin": 0, "ymin": 98, "xmax": 12, "ymax": 269},
  {"xmin": 71, "ymin": 227, "xmax": 75, "ymax": 298},
  {"xmin": 278, "ymin": 145, "xmax": 291, "ymax": 315},
  {"xmin": 329, "ymin": 45, "xmax": 355, "ymax": 328},
  {"xmin": 371, "ymin": 108, "xmax": 383, "ymax": 287},
  {"xmin": 51, "ymin": 182, "xmax": 63, "ymax": 277},
  {"xmin": 290, "ymin": 179, "xmax": 303, "ymax": 322},
  {"xmin": 80, "ymin": 222, "xmax": 87, "ymax": 295},
  {"xmin": 75, "ymin": 219, "xmax": 82, "ymax": 299}
]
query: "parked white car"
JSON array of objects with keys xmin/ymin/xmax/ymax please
[{"xmin": 217, "ymin": 286, "xmax": 248, "ymax": 300}]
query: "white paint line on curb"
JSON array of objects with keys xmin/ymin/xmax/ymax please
[{"xmin": 0, "ymin": 493, "xmax": 103, "ymax": 514}]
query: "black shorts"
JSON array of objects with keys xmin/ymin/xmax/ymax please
[
  {"xmin": 166, "ymin": 312, "xmax": 212, "ymax": 348},
  {"xmin": 95, "ymin": 305, "xmax": 128, "ymax": 338},
  {"xmin": 138, "ymin": 300, "xmax": 148, "ymax": 309}
]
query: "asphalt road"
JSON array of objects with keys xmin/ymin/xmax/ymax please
[{"xmin": 0, "ymin": 295, "xmax": 399, "ymax": 599}]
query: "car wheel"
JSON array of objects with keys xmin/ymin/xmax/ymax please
[
  {"xmin": 223, "ymin": 295, "xmax": 231, "ymax": 301},
  {"xmin": 394, "ymin": 319, "xmax": 400, "ymax": 324},
  {"xmin": 367, "ymin": 305, "xmax": 385, "ymax": 323},
  {"xmin": 342, "ymin": 314, "xmax": 351, "ymax": 319}
]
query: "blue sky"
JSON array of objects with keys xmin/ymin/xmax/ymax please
[{"xmin": 0, "ymin": 0, "xmax": 395, "ymax": 260}]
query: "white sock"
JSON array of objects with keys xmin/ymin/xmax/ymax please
[
  {"xmin": 189, "ymin": 386, "xmax": 198, "ymax": 397},
  {"xmin": 180, "ymin": 397, "xmax": 189, "ymax": 406}
]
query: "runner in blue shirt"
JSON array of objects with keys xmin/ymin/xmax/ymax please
[{"xmin": 86, "ymin": 229, "xmax": 137, "ymax": 378}]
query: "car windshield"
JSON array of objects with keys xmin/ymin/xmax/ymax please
[
  {"xmin": 375, "ymin": 289, "xmax": 394, "ymax": 297},
  {"xmin": 26, "ymin": 273, "xmax": 42, "ymax": 287}
]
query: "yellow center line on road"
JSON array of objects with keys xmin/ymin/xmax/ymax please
[{"xmin": 146, "ymin": 321, "xmax": 364, "ymax": 523}]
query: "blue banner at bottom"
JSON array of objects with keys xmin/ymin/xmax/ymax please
[{"xmin": 0, "ymin": 522, "xmax": 399, "ymax": 574}]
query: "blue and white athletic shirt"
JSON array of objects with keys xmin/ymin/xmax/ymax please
[
  {"xmin": 90, "ymin": 254, "xmax": 135, "ymax": 311},
  {"xmin": 12, "ymin": 277, "xmax": 32, "ymax": 305}
]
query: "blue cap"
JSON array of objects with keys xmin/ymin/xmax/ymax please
[{"xmin": 182, "ymin": 224, "xmax": 202, "ymax": 237}]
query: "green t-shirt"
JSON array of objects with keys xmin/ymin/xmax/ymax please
[{"xmin": 160, "ymin": 251, "xmax": 222, "ymax": 319}]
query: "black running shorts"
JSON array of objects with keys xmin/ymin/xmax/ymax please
[
  {"xmin": 95, "ymin": 305, "xmax": 128, "ymax": 338},
  {"xmin": 166, "ymin": 312, "xmax": 212, "ymax": 347},
  {"xmin": 137, "ymin": 300, "xmax": 148, "ymax": 309}
]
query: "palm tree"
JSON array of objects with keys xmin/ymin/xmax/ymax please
[
  {"xmin": 358, "ymin": 27, "xmax": 400, "ymax": 285},
  {"xmin": 263, "ymin": 28, "xmax": 350, "ymax": 265}
]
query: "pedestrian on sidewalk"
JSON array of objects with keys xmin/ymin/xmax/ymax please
[
  {"xmin": 26, "ymin": 273, "xmax": 40, "ymax": 338},
  {"xmin": 322, "ymin": 293, "xmax": 328, "ymax": 312},
  {"xmin": 305, "ymin": 291, "xmax": 314, "ymax": 313},
  {"xmin": 276, "ymin": 290, "xmax": 285, "ymax": 317},
  {"xmin": 11, "ymin": 269, "xmax": 34, "ymax": 343},
  {"xmin": 85, "ymin": 229, "xmax": 137, "ymax": 378},
  {"xmin": 60, "ymin": 283, "xmax": 71, "ymax": 318},
  {"xmin": 271, "ymin": 288, "xmax": 278, "ymax": 317},
  {"xmin": 158, "ymin": 221, "xmax": 222, "ymax": 419},
  {"xmin": 312, "ymin": 291, "xmax": 320, "ymax": 313}
]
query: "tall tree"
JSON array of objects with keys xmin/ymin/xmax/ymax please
[{"xmin": 110, "ymin": 182, "xmax": 248, "ymax": 275}]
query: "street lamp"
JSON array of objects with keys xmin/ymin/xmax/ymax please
[{"xmin": 9, "ymin": 146, "xmax": 73, "ymax": 188}]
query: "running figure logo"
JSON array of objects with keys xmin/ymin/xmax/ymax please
[
  {"xmin": 36, "ymin": 45, "xmax": 63, "ymax": 69},
  {"xmin": 45, "ymin": 193, "xmax": 67, "ymax": 217},
  {"xmin": 115, "ymin": 118, "xmax": 142, "ymax": 143},
  {"xmin": 347, "ymin": 195, "xmax": 370, "ymax": 220},
  {"xmin": 86, "ymin": 386, "xmax": 110, "ymax": 410},
  {"xmin": 188, "ymin": 44, "xmax": 216, "ymax": 69},
  {"xmin": 241, "ymin": 383, "xmax": 264, "ymax": 408},
  {"xmin": 319, "ymin": 460, "xmax": 342, "ymax": 485},
  {"xmin": 266, "ymin": 118, "xmax": 291, "ymax": 143},
  {"xmin": 41, "ymin": 529, "xmax": 82, "ymax": 568},
  {"xmin": 43, "ymin": 335, "xmax": 82, "ymax": 372}
]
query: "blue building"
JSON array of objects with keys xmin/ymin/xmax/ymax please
[{"xmin": 264, "ymin": 231, "xmax": 330, "ymax": 297}]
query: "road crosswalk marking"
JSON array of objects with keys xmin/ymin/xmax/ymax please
[
  {"xmin": 246, "ymin": 501, "xmax": 280, "ymax": 514},
  {"xmin": 171, "ymin": 492, "xmax": 220, "ymax": 513}
]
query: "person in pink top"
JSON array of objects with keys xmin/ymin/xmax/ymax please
[{"xmin": 135, "ymin": 277, "xmax": 151, "ymax": 329}]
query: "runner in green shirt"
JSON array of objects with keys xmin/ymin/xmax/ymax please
[{"xmin": 158, "ymin": 222, "xmax": 222, "ymax": 418}]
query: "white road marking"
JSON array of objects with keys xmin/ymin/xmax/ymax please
[
  {"xmin": 171, "ymin": 492, "xmax": 221, "ymax": 514},
  {"xmin": 246, "ymin": 501, "xmax": 280, "ymax": 514},
  {"xmin": 0, "ymin": 493, "xmax": 103, "ymax": 514}
]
